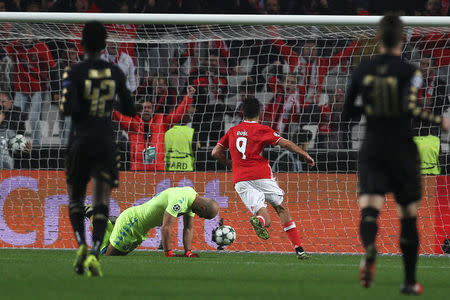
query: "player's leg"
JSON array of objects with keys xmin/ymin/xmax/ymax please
[
  {"xmin": 357, "ymin": 150, "xmax": 390, "ymax": 288},
  {"xmin": 397, "ymin": 202, "xmax": 423, "ymax": 295},
  {"xmin": 235, "ymin": 181, "xmax": 270, "ymax": 239},
  {"xmin": 394, "ymin": 150, "xmax": 423, "ymax": 295},
  {"xmin": 104, "ymin": 244, "xmax": 129, "ymax": 256},
  {"xmin": 106, "ymin": 207, "xmax": 143, "ymax": 255},
  {"xmin": 65, "ymin": 138, "xmax": 90, "ymax": 275},
  {"xmin": 68, "ymin": 181, "xmax": 89, "ymax": 275},
  {"xmin": 272, "ymin": 204, "xmax": 309, "ymax": 259},
  {"xmin": 250, "ymin": 207, "xmax": 271, "ymax": 240},
  {"xmin": 85, "ymin": 204, "xmax": 115, "ymax": 255},
  {"xmin": 84, "ymin": 178, "xmax": 111, "ymax": 277},
  {"xmin": 358, "ymin": 194, "xmax": 384, "ymax": 287},
  {"xmin": 392, "ymin": 146, "xmax": 423, "ymax": 295}
]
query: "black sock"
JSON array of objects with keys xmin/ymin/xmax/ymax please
[
  {"xmin": 69, "ymin": 201, "xmax": 86, "ymax": 246},
  {"xmin": 400, "ymin": 217, "xmax": 419, "ymax": 285},
  {"xmin": 91, "ymin": 204, "xmax": 109, "ymax": 257},
  {"xmin": 360, "ymin": 207, "xmax": 379, "ymax": 261}
]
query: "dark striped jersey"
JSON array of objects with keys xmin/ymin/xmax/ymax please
[
  {"xmin": 60, "ymin": 59, "xmax": 136, "ymax": 139},
  {"xmin": 342, "ymin": 54, "xmax": 442, "ymax": 144}
]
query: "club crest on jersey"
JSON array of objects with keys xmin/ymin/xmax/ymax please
[{"xmin": 173, "ymin": 204, "xmax": 181, "ymax": 212}]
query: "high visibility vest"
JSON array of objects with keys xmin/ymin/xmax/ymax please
[
  {"xmin": 164, "ymin": 125, "xmax": 194, "ymax": 171},
  {"xmin": 413, "ymin": 135, "xmax": 441, "ymax": 175}
]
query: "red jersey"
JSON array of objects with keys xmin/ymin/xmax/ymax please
[
  {"xmin": 6, "ymin": 41, "xmax": 56, "ymax": 93},
  {"xmin": 218, "ymin": 121, "xmax": 282, "ymax": 184}
]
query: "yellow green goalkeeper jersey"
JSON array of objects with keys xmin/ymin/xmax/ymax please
[{"xmin": 134, "ymin": 186, "xmax": 197, "ymax": 235}]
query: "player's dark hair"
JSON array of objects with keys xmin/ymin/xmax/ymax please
[
  {"xmin": 82, "ymin": 21, "xmax": 107, "ymax": 53},
  {"xmin": 379, "ymin": 13, "xmax": 403, "ymax": 49},
  {"xmin": 243, "ymin": 97, "xmax": 260, "ymax": 119}
]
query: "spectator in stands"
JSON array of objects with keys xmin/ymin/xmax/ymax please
[
  {"xmin": 232, "ymin": 81, "xmax": 256, "ymax": 125},
  {"xmin": 113, "ymin": 86, "xmax": 195, "ymax": 171},
  {"xmin": 412, "ymin": 54, "xmax": 449, "ymax": 174},
  {"xmin": 272, "ymin": 38, "xmax": 360, "ymax": 104},
  {"xmin": 316, "ymin": 88, "xmax": 352, "ymax": 149},
  {"xmin": 3, "ymin": 28, "xmax": 57, "ymax": 146},
  {"xmin": 264, "ymin": 0, "xmax": 280, "ymax": 14},
  {"xmin": 23, "ymin": 0, "xmax": 39, "ymax": 11},
  {"xmin": 189, "ymin": 49, "xmax": 230, "ymax": 147},
  {"xmin": 151, "ymin": 77, "xmax": 177, "ymax": 114},
  {"xmin": 40, "ymin": 0, "xmax": 56, "ymax": 11},
  {"xmin": 101, "ymin": 36, "xmax": 137, "ymax": 93},
  {"xmin": 164, "ymin": 105, "xmax": 196, "ymax": 171},
  {"xmin": 0, "ymin": 0, "xmax": 6, "ymax": 11},
  {"xmin": 0, "ymin": 92, "xmax": 28, "ymax": 169},
  {"xmin": 264, "ymin": 74, "xmax": 301, "ymax": 137},
  {"xmin": 50, "ymin": 42, "xmax": 79, "ymax": 143},
  {"xmin": 424, "ymin": 0, "xmax": 444, "ymax": 15}
]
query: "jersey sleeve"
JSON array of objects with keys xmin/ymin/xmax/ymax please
[
  {"xmin": 217, "ymin": 131, "xmax": 230, "ymax": 148},
  {"xmin": 60, "ymin": 66, "xmax": 78, "ymax": 117},
  {"xmin": 115, "ymin": 66, "xmax": 137, "ymax": 117},
  {"xmin": 407, "ymin": 69, "xmax": 442, "ymax": 125},
  {"xmin": 342, "ymin": 66, "xmax": 363, "ymax": 122},
  {"xmin": 261, "ymin": 126, "xmax": 282, "ymax": 145},
  {"xmin": 165, "ymin": 188, "xmax": 197, "ymax": 218}
]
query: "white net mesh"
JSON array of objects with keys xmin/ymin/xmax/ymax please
[{"xmin": 0, "ymin": 20, "xmax": 449, "ymax": 254}]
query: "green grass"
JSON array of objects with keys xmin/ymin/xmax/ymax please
[{"xmin": 0, "ymin": 250, "xmax": 449, "ymax": 299}]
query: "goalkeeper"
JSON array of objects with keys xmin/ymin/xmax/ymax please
[{"xmin": 86, "ymin": 187, "xmax": 219, "ymax": 257}]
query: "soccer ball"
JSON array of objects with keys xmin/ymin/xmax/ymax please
[
  {"xmin": 213, "ymin": 225, "xmax": 236, "ymax": 246},
  {"xmin": 8, "ymin": 134, "xmax": 27, "ymax": 152}
]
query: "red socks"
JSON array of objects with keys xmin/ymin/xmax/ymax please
[
  {"xmin": 257, "ymin": 215, "xmax": 266, "ymax": 227},
  {"xmin": 283, "ymin": 220, "xmax": 302, "ymax": 248}
]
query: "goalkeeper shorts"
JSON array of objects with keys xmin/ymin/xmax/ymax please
[{"xmin": 109, "ymin": 207, "xmax": 145, "ymax": 253}]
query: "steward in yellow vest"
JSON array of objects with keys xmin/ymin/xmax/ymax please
[{"xmin": 164, "ymin": 125, "xmax": 195, "ymax": 171}]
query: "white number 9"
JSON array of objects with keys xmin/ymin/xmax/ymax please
[{"xmin": 236, "ymin": 137, "xmax": 247, "ymax": 159}]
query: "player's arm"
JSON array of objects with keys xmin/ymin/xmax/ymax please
[
  {"xmin": 277, "ymin": 138, "xmax": 315, "ymax": 168},
  {"xmin": 60, "ymin": 67, "xmax": 78, "ymax": 117},
  {"xmin": 161, "ymin": 211, "xmax": 177, "ymax": 256},
  {"xmin": 342, "ymin": 68, "xmax": 363, "ymax": 122},
  {"xmin": 211, "ymin": 144, "xmax": 232, "ymax": 168},
  {"xmin": 115, "ymin": 67, "xmax": 137, "ymax": 117},
  {"xmin": 182, "ymin": 214, "xmax": 194, "ymax": 253},
  {"xmin": 407, "ymin": 70, "xmax": 450, "ymax": 131},
  {"xmin": 164, "ymin": 86, "xmax": 195, "ymax": 126}
]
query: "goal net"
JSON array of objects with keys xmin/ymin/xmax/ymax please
[{"xmin": 0, "ymin": 14, "xmax": 449, "ymax": 255}]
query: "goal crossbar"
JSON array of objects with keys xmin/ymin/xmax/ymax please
[{"xmin": 0, "ymin": 12, "xmax": 448, "ymax": 26}]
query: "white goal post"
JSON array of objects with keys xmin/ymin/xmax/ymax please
[{"xmin": 0, "ymin": 12, "xmax": 449, "ymax": 255}]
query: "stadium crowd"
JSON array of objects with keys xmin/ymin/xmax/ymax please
[
  {"xmin": 0, "ymin": 0, "xmax": 449, "ymax": 171},
  {"xmin": 0, "ymin": 0, "xmax": 449, "ymax": 16}
]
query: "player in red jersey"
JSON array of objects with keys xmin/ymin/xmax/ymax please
[{"xmin": 212, "ymin": 97, "xmax": 315, "ymax": 259}]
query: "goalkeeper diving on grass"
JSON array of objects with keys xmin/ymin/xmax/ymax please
[{"xmin": 85, "ymin": 187, "xmax": 219, "ymax": 257}]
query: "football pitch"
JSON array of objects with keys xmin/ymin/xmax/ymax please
[{"xmin": 0, "ymin": 249, "xmax": 449, "ymax": 299}]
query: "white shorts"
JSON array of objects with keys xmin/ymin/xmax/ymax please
[{"xmin": 234, "ymin": 179, "xmax": 285, "ymax": 215}]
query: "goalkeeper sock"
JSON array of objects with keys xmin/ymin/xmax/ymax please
[
  {"xmin": 283, "ymin": 220, "xmax": 302, "ymax": 249},
  {"xmin": 91, "ymin": 204, "xmax": 109, "ymax": 258},
  {"xmin": 69, "ymin": 201, "xmax": 86, "ymax": 246},
  {"xmin": 257, "ymin": 215, "xmax": 266, "ymax": 227},
  {"xmin": 359, "ymin": 207, "xmax": 380, "ymax": 260},
  {"xmin": 400, "ymin": 217, "xmax": 419, "ymax": 285}
]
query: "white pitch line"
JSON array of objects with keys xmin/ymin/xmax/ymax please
[{"xmin": 0, "ymin": 257, "xmax": 449, "ymax": 270}]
